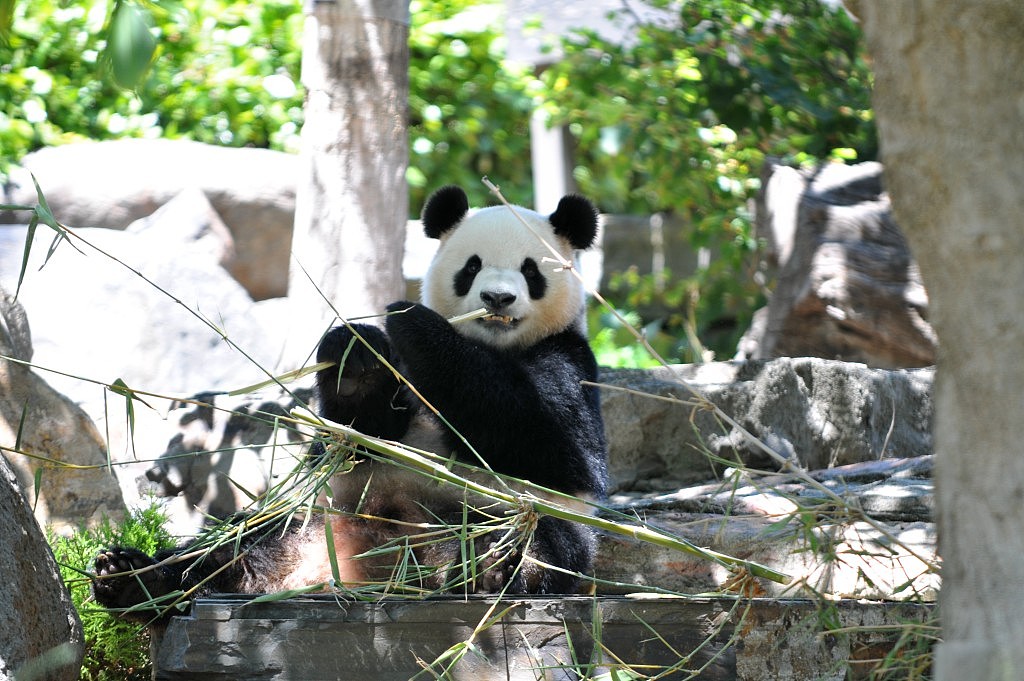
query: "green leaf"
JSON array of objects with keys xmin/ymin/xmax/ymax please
[
  {"xmin": 109, "ymin": 378, "xmax": 151, "ymax": 437},
  {"xmin": 14, "ymin": 213, "xmax": 36, "ymax": 301},
  {"xmin": 244, "ymin": 583, "xmax": 328, "ymax": 604},
  {"xmin": 0, "ymin": 0, "xmax": 13, "ymax": 44},
  {"xmin": 33, "ymin": 466, "xmax": 42, "ymax": 512},
  {"xmin": 107, "ymin": 1, "xmax": 157, "ymax": 89},
  {"xmin": 325, "ymin": 514, "xmax": 341, "ymax": 585}
]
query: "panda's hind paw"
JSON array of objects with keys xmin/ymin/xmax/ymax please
[
  {"xmin": 92, "ymin": 547, "xmax": 175, "ymax": 612},
  {"xmin": 470, "ymin": 539, "xmax": 521, "ymax": 594}
]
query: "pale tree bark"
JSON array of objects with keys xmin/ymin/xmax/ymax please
[
  {"xmin": 855, "ymin": 2, "xmax": 1024, "ymax": 678},
  {"xmin": 286, "ymin": 0, "xmax": 409, "ymax": 362}
]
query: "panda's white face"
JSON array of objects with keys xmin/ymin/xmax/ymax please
[{"xmin": 422, "ymin": 205, "xmax": 586, "ymax": 350}]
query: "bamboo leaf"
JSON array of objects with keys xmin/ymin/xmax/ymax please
[
  {"xmin": 14, "ymin": 402, "xmax": 28, "ymax": 452},
  {"xmin": 325, "ymin": 515, "xmax": 341, "ymax": 584},
  {"xmin": 30, "ymin": 173, "xmax": 57, "ymax": 227},
  {"xmin": 222, "ymin": 474, "xmax": 259, "ymax": 502},
  {"xmin": 244, "ymin": 583, "xmax": 328, "ymax": 604},
  {"xmin": 228, "ymin": 360, "xmax": 336, "ymax": 396},
  {"xmin": 32, "ymin": 466, "xmax": 42, "ymax": 512},
  {"xmin": 14, "ymin": 213, "xmax": 38, "ymax": 300},
  {"xmin": 109, "ymin": 378, "xmax": 142, "ymax": 436}
]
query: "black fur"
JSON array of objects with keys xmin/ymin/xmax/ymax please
[
  {"xmin": 310, "ymin": 301, "xmax": 606, "ymax": 594},
  {"xmin": 453, "ymin": 255, "xmax": 482, "ymax": 297},
  {"xmin": 314, "ymin": 323, "xmax": 410, "ymax": 441},
  {"xmin": 521, "ymin": 258, "xmax": 547, "ymax": 299},
  {"xmin": 383, "ymin": 300, "xmax": 605, "ymax": 497},
  {"xmin": 548, "ymin": 194, "xmax": 599, "ymax": 250},
  {"xmin": 422, "ymin": 184, "xmax": 470, "ymax": 239},
  {"xmin": 93, "ymin": 516, "xmax": 335, "ymax": 622}
]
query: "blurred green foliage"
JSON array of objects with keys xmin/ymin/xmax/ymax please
[
  {"xmin": 49, "ymin": 503, "xmax": 176, "ymax": 681},
  {"xmin": 408, "ymin": 0, "xmax": 534, "ymax": 211},
  {"xmin": 0, "ymin": 0, "xmax": 305, "ymax": 175},
  {"xmin": 542, "ymin": 0, "xmax": 875, "ymax": 363},
  {"xmin": 0, "ymin": 0, "xmax": 874, "ymax": 365}
]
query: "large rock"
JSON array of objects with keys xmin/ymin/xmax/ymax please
[
  {"xmin": 0, "ymin": 215, "xmax": 285, "ymax": 426},
  {"xmin": 601, "ymin": 455, "xmax": 937, "ymax": 600},
  {"xmin": 0, "ymin": 454, "xmax": 83, "ymax": 680},
  {"xmin": 599, "ymin": 358, "xmax": 933, "ymax": 492},
  {"xmin": 0, "ymin": 288, "xmax": 125, "ymax": 531},
  {"xmin": 737, "ymin": 160, "xmax": 937, "ymax": 369},
  {"xmin": 1, "ymin": 139, "xmax": 297, "ymax": 301},
  {"xmin": 0, "ymin": 198, "xmax": 298, "ymax": 515}
]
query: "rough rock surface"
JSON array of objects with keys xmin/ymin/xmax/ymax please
[
  {"xmin": 737, "ymin": 160, "xmax": 936, "ymax": 368},
  {"xmin": 1, "ymin": 139, "xmax": 297, "ymax": 301},
  {"xmin": 0, "ymin": 454, "xmax": 83, "ymax": 681},
  {"xmin": 600, "ymin": 455, "xmax": 937, "ymax": 600},
  {"xmin": 0, "ymin": 287, "xmax": 125, "ymax": 531},
  {"xmin": 0, "ymin": 219, "xmax": 283, "ymax": 426},
  {"xmin": 599, "ymin": 358, "xmax": 933, "ymax": 491}
]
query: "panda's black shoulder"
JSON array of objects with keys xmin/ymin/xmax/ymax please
[{"xmin": 523, "ymin": 328, "xmax": 599, "ymax": 378}]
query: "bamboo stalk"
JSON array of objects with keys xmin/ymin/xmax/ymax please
[{"xmin": 292, "ymin": 408, "xmax": 792, "ymax": 585}]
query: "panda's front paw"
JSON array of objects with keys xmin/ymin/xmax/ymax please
[
  {"xmin": 316, "ymin": 323, "xmax": 412, "ymax": 440},
  {"xmin": 316, "ymin": 324, "xmax": 395, "ymax": 402},
  {"xmin": 93, "ymin": 547, "xmax": 174, "ymax": 612}
]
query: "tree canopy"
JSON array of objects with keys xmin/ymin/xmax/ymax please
[{"xmin": 0, "ymin": 0, "xmax": 875, "ymax": 362}]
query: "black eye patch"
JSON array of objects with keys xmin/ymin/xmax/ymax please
[
  {"xmin": 521, "ymin": 258, "xmax": 547, "ymax": 299},
  {"xmin": 453, "ymin": 255, "xmax": 481, "ymax": 297}
]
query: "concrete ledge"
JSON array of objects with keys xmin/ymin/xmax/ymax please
[{"xmin": 155, "ymin": 595, "xmax": 933, "ymax": 680}]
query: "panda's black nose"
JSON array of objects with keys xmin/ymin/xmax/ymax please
[{"xmin": 480, "ymin": 290, "xmax": 516, "ymax": 310}]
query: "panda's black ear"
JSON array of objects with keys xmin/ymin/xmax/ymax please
[
  {"xmin": 422, "ymin": 185, "xmax": 470, "ymax": 239},
  {"xmin": 549, "ymin": 194, "xmax": 599, "ymax": 250}
]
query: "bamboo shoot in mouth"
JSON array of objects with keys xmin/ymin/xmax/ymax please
[{"xmin": 447, "ymin": 308, "xmax": 490, "ymax": 324}]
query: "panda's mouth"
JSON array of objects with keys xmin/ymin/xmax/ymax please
[{"xmin": 478, "ymin": 314, "xmax": 519, "ymax": 330}]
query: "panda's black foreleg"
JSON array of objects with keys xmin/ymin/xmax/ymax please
[{"xmin": 315, "ymin": 324, "xmax": 412, "ymax": 441}]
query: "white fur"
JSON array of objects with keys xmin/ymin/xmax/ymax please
[{"xmin": 422, "ymin": 204, "xmax": 587, "ymax": 349}]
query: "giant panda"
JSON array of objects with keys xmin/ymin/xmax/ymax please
[{"xmin": 92, "ymin": 185, "xmax": 608, "ymax": 618}]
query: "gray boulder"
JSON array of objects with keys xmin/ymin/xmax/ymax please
[
  {"xmin": 0, "ymin": 208, "xmax": 284, "ymax": 426},
  {"xmin": 601, "ymin": 455, "xmax": 937, "ymax": 600},
  {"xmin": 2, "ymin": 139, "xmax": 297, "ymax": 301},
  {"xmin": 0, "ymin": 287, "xmax": 125, "ymax": 531},
  {"xmin": 600, "ymin": 358, "xmax": 933, "ymax": 492},
  {"xmin": 0, "ymin": 454, "xmax": 83, "ymax": 681}
]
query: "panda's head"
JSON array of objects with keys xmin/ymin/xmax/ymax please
[{"xmin": 420, "ymin": 185, "xmax": 599, "ymax": 350}]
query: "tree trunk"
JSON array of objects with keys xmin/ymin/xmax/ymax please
[
  {"xmin": 855, "ymin": 2, "xmax": 1024, "ymax": 678},
  {"xmin": 287, "ymin": 0, "xmax": 409, "ymax": 361}
]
